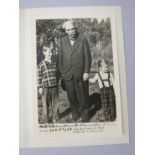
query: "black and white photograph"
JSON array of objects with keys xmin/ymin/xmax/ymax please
[
  {"xmin": 20, "ymin": 6, "xmax": 129, "ymax": 147},
  {"xmin": 36, "ymin": 18, "xmax": 117, "ymax": 124}
]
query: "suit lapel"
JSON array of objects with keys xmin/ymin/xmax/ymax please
[
  {"xmin": 72, "ymin": 34, "xmax": 81, "ymax": 53},
  {"xmin": 64, "ymin": 35, "xmax": 73, "ymax": 53}
]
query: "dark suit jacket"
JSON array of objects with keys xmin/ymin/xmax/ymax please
[{"xmin": 59, "ymin": 34, "xmax": 92, "ymax": 80}]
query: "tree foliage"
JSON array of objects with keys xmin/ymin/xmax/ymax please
[{"xmin": 36, "ymin": 18, "xmax": 113, "ymax": 67}]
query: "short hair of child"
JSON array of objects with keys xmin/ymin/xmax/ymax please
[
  {"xmin": 98, "ymin": 58, "xmax": 108, "ymax": 68},
  {"xmin": 98, "ymin": 60, "xmax": 102, "ymax": 68},
  {"xmin": 42, "ymin": 41, "xmax": 54, "ymax": 53}
]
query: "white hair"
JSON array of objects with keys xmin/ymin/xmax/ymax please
[{"xmin": 62, "ymin": 20, "xmax": 74, "ymax": 29}]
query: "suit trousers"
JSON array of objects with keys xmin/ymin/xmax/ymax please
[{"xmin": 65, "ymin": 76, "xmax": 89, "ymax": 121}]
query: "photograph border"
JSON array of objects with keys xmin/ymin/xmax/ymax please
[{"xmin": 19, "ymin": 6, "xmax": 129, "ymax": 148}]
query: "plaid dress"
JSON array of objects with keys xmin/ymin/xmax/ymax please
[{"xmin": 98, "ymin": 72, "xmax": 116, "ymax": 121}]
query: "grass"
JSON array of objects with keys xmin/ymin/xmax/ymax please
[
  {"xmin": 38, "ymin": 46, "xmax": 115, "ymax": 124},
  {"xmin": 38, "ymin": 77, "xmax": 109, "ymax": 124}
]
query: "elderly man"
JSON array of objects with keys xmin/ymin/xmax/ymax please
[{"xmin": 59, "ymin": 20, "xmax": 92, "ymax": 122}]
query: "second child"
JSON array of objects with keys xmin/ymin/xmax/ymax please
[{"xmin": 89, "ymin": 59, "xmax": 116, "ymax": 121}]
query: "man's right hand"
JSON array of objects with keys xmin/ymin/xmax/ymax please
[{"xmin": 39, "ymin": 87, "xmax": 43, "ymax": 95}]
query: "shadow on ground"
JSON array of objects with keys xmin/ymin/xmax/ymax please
[{"xmin": 58, "ymin": 93, "xmax": 102, "ymax": 122}]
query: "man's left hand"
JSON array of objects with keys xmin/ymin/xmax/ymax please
[{"xmin": 83, "ymin": 73, "xmax": 89, "ymax": 81}]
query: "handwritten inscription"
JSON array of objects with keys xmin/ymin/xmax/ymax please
[{"xmin": 38, "ymin": 123, "xmax": 116, "ymax": 134}]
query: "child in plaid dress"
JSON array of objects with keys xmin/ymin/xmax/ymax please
[
  {"xmin": 89, "ymin": 59, "xmax": 116, "ymax": 121},
  {"xmin": 38, "ymin": 42, "xmax": 59, "ymax": 123}
]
